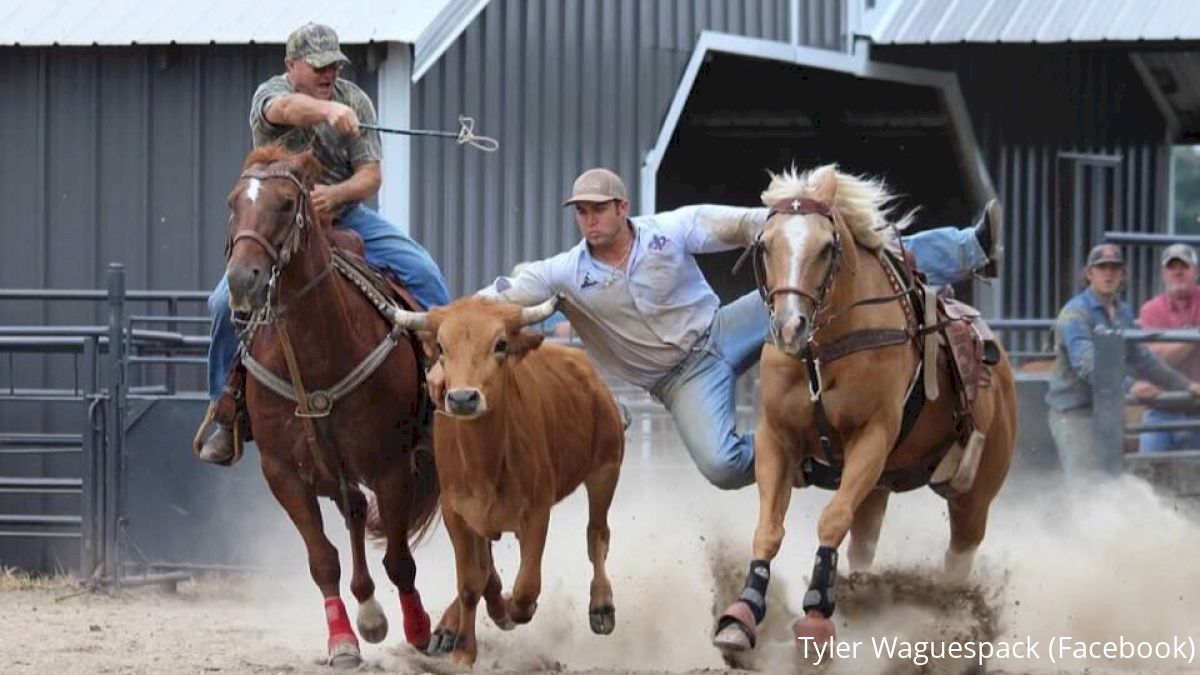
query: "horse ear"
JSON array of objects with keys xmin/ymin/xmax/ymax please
[
  {"xmin": 293, "ymin": 148, "xmax": 322, "ymax": 188},
  {"xmin": 811, "ymin": 166, "xmax": 838, "ymax": 207}
]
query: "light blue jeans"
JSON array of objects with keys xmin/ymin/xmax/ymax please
[
  {"xmin": 1047, "ymin": 408, "xmax": 1106, "ymax": 483},
  {"xmin": 1139, "ymin": 408, "xmax": 1200, "ymax": 453},
  {"xmin": 207, "ymin": 204, "xmax": 450, "ymax": 399},
  {"xmin": 647, "ymin": 226, "xmax": 986, "ymax": 490},
  {"xmin": 903, "ymin": 226, "xmax": 987, "ymax": 286}
]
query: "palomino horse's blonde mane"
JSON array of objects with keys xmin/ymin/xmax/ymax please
[{"xmin": 759, "ymin": 164, "xmax": 915, "ymax": 252}]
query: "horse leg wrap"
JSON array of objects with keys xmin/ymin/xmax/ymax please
[
  {"xmin": 324, "ymin": 597, "xmax": 358, "ymax": 650},
  {"xmin": 738, "ymin": 559, "xmax": 771, "ymax": 623},
  {"xmin": 802, "ymin": 546, "xmax": 838, "ymax": 618},
  {"xmin": 400, "ymin": 589, "xmax": 431, "ymax": 648}
]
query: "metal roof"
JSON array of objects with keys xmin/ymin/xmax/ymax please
[
  {"xmin": 870, "ymin": 0, "xmax": 1200, "ymax": 44},
  {"xmin": 0, "ymin": 0, "xmax": 471, "ymax": 47}
]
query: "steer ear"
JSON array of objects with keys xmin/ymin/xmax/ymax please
[{"xmin": 507, "ymin": 330, "xmax": 544, "ymax": 359}]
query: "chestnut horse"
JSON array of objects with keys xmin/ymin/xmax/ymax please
[
  {"xmin": 224, "ymin": 145, "xmax": 439, "ymax": 667},
  {"xmin": 713, "ymin": 166, "xmax": 1016, "ymax": 654}
]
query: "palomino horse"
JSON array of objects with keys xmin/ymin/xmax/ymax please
[
  {"xmin": 223, "ymin": 144, "xmax": 440, "ymax": 667},
  {"xmin": 713, "ymin": 166, "xmax": 1016, "ymax": 653}
]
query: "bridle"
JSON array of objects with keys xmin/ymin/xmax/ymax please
[
  {"xmin": 225, "ymin": 167, "xmax": 334, "ymax": 323},
  {"xmin": 735, "ymin": 197, "xmax": 844, "ymax": 340}
]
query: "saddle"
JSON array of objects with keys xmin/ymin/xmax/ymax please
[
  {"xmin": 194, "ymin": 230, "xmax": 427, "ymax": 466},
  {"xmin": 802, "ymin": 250, "xmax": 1001, "ymax": 495},
  {"xmin": 898, "ymin": 248, "xmax": 1000, "ymax": 436}
]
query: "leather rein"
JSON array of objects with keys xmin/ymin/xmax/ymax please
[{"xmin": 735, "ymin": 197, "xmax": 924, "ymax": 477}]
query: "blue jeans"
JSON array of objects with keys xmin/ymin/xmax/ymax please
[
  {"xmin": 903, "ymin": 226, "xmax": 987, "ymax": 286},
  {"xmin": 650, "ymin": 292, "xmax": 768, "ymax": 490},
  {"xmin": 646, "ymin": 226, "xmax": 984, "ymax": 490},
  {"xmin": 207, "ymin": 204, "xmax": 450, "ymax": 400},
  {"xmin": 1139, "ymin": 408, "xmax": 1200, "ymax": 453}
]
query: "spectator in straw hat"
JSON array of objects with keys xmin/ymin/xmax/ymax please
[{"xmin": 1133, "ymin": 243, "xmax": 1200, "ymax": 452}]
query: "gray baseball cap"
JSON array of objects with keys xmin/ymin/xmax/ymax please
[
  {"xmin": 563, "ymin": 168, "xmax": 627, "ymax": 206},
  {"xmin": 1161, "ymin": 243, "xmax": 1198, "ymax": 268},
  {"xmin": 286, "ymin": 23, "xmax": 350, "ymax": 69}
]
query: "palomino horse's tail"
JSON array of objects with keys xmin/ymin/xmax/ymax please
[{"xmin": 365, "ymin": 442, "xmax": 442, "ymax": 546}]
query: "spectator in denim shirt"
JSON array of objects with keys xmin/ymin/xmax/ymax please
[{"xmin": 1046, "ymin": 243, "xmax": 1200, "ymax": 482}]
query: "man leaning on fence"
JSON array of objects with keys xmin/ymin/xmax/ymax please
[
  {"xmin": 1133, "ymin": 243, "xmax": 1200, "ymax": 452},
  {"xmin": 1045, "ymin": 243, "xmax": 1200, "ymax": 482}
]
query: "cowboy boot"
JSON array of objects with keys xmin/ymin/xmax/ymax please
[{"xmin": 974, "ymin": 198, "xmax": 1003, "ymax": 279}]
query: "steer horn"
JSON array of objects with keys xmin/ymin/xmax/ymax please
[
  {"xmin": 391, "ymin": 307, "xmax": 429, "ymax": 331},
  {"xmin": 519, "ymin": 295, "xmax": 560, "ymax": 326}
]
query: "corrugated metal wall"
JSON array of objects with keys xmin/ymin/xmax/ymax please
[
  {"xmin": 0, "ymin": 44, "xmax": 377, "ymax": 301},
  {"xmin": 878, "ymin": 45, "xmax": 1172, "ymax": 331},
  {"xmin": 410, "ymin": 0, "xmax": 846, "ymax": 295}
]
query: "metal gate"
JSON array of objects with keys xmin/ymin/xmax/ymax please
[{"xmin": 0, "ymin": 265, "xmax": 275, "ymax": 584}]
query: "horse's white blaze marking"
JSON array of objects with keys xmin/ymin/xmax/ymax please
[
  {"xmin": 245, "ymin": 178, "xmax": 261, "ymax": 204},
  {"xmin": 779, "ymin": 216, "xmax": 818, "ymax": 320}
]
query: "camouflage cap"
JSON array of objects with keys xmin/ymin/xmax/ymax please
[{"xmin": 286, "ymin": 23, "xmax": 350, "ymax": 69}]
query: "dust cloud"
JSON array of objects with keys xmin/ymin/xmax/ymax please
[{"xmin": 229, "ymin": 439, "xmax": 1200, "ymax": 674}]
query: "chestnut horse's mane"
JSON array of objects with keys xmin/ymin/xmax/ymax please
[
  {"xmin": 238, "ymin": 143, "xmax": 329, "ymax": 228},
  {"xmin": 241, "ymin": 143, "xmax": 323, "ymax": 190},
  {"xmin": 759, "ymin": 164, "xmax": 916, "ymax": 252}
]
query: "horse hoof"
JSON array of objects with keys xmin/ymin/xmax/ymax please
[
  {"xmin": 713, "ymin": 600, "xmax": 757, "ymax": 652},
  {"xmin": 793, "ymin": 610, "xmax": 837, "ymax": 648},
  {"xmin": 713, "ymin": 623, "xmax": 753, "ymax": 652},
  {"xmin": 589, "ymin": 604, "xmax": 616, "ymax": 635},
  {"xmin": 492, "ymin": 614, "xmax": 516, "ymax": 631},
  {"xmin": 327, "ymin": 641, "xmax": 362, "ymax": 669},
  {"xmin": 356, "ymin": 596, "xmax": 389, "ymax": 644},
  {"xmin": 426, "ymin": 628, "xmax": 458, "ymax": 656}
]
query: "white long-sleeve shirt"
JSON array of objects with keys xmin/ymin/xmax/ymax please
[{"xmin": 481, "ymin": 205, "xmax": 768, "ymax": 389}]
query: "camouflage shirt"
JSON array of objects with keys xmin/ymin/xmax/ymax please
[{"xmin": 249, "ymin": 75, "xmax": 382, "ymax": 211}]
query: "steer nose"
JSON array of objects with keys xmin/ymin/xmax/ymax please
[{"xmin": 446, "ymin": 388, "xmax": 482, "ymax": 416}]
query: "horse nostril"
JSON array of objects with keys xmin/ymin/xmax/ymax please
[{"xmin": 781, "ymin": 315, "xmax": 809, "ymax": 344}]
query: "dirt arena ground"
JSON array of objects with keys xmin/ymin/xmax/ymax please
[{"xmin": 2, "ymin": 444, "xmax": 1198, "ymax": 675}]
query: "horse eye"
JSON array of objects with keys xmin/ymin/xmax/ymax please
[
  {"xmin": 279, "ymin": 198, "xmax": 295, "ymax": 213},
  {"xmin": 494, "ymin": 338, "xmax": 508, "ymax": 355},
  {"xmin": 821, "ymin": 242, "xmax": 835, "ymax": 258},
  {"xmin": 436, "ymin": 342, "xmax": 446, "ymax": 361}
]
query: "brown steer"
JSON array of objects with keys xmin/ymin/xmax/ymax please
[{"xmin": 395, "ymin": 295, "xmax": 625, "ymax": 668}]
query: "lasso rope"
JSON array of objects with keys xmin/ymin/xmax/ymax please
[{"xmin": 360, "ymin": 115, "xmax": 499, "ymax": 152}]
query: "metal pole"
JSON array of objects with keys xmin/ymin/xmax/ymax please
[
  {"xmin": 79, "ymin": 336, "xmax": 100, "ymax": 580},
  {"xmin": 1092, "ymin": 329, "xmax": 1127, "ymax": 475},
  {"xmin": 104, "ymin": 264, "xmax": 126, "ymax": 586}
]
